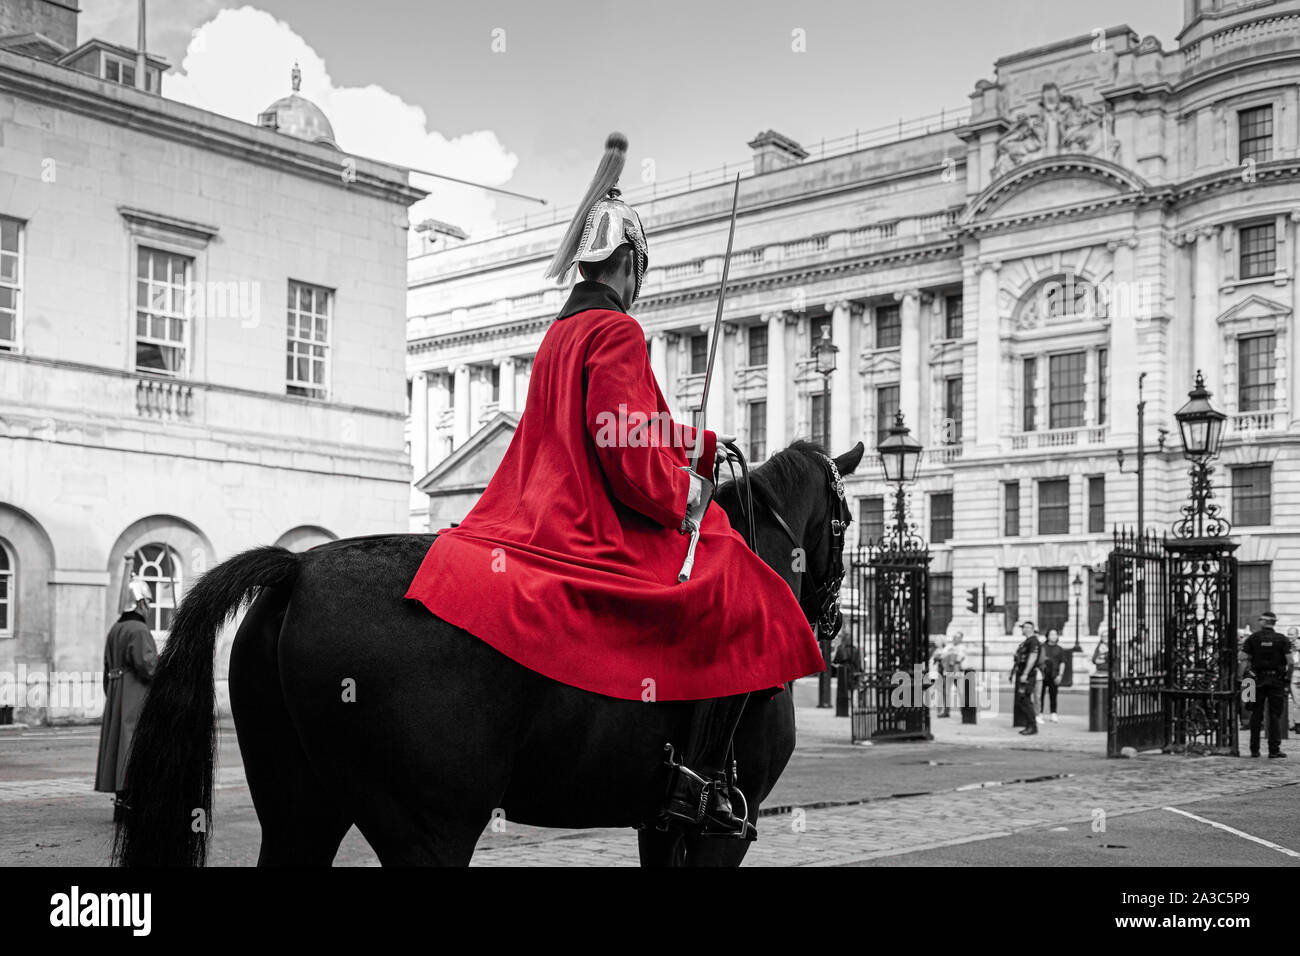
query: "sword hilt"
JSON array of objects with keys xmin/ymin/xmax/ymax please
[{"xmin": 678, "ymin": 526, "xmax": 701, "ymax": 583}]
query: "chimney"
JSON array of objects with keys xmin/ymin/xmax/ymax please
[
  {"xmin": 747, "ymin": 130, "xmax": 808, "ymax": 175},
  {"xmin": 0, "ymin": 0, "xmax": 79, "ymax": 57}
]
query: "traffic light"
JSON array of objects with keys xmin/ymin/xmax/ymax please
[
  {"xmin": 1118, "ymin": 563, "xmax": 1134, "ymax": 595},
  {"xmin": 965, "ymin": 587, "xmax": 981, "ymax": 614},
  {"xmin": 1091, "ymin": 568, "xmax": 1107, "ymax": 601},
  {"xmin": 984, "ymin": 594, "xmax": 997, "ymax": 613}
]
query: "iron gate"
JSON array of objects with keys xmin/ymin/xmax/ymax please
[
  {"xmin": 844, "ymin": 542, "xmax": 931, "ymax": 743},
  {"xmin": 1106, "ymin": 529, "xmax": 1239, "ymax": 757},
  {"xmin": 1107, "ymin": 530, "xmax": 1169, "ymax": 756}
]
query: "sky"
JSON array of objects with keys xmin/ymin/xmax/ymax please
[{"xmin": 79, "ymin": 0, "xmax": 1187, "ymax": 237}]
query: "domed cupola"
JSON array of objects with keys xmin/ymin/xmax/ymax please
[{"xmin": 257, "ymin": 63, "xmax": 338, "ymax": 149}]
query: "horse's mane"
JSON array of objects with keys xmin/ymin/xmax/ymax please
[{"xmin": 715, "ymin": 439, "xmax": 827, "ymax": 507}]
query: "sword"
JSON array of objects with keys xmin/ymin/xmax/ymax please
[{"xmin": 678, "ymin": 174, "xmax": 741, "ymax": 583}]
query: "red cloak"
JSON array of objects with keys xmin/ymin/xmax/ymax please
[{"xmin": 405, "ymin": 281, "xmax": 824, "ymax": 701}]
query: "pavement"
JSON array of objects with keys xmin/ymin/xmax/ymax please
[{"xmin": 1, "ymin": 679, "xmax": 1296, "ymax": 867}]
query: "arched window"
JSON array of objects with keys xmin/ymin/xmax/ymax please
[
  {"xmin": 131, "ymin": 543, "xmax": 183, "ymax": 638},
  {"xmin": 0, "ymin": 539, "xmax": 13, "ymax": 635}
]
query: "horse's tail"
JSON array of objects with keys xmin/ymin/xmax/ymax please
[{"xmin": 112, "ymin": 545, "xmax": 301, "ymax": 867}]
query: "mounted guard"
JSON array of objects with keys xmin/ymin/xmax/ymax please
[{"xmin": 404, "ymin": 133, "xmax": 826, "ymax": 837}]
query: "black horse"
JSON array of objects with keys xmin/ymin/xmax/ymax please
[{"xmin": 113, "ymin": 440, "xmax": 863, "ymax": 867}]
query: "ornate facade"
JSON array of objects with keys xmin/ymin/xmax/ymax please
[{"xmin": 408, "ymin": 0, "xmax": 1300, "ymax": 668}]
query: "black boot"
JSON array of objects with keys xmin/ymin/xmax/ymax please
[{"xmin": 661, "ymin": 694, "xmax": 755, "ymax": 839}]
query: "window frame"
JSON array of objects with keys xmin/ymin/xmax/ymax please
[
  {"xmin": 1238, "ymin": 221, "xmax": 1277, "ymax": 280},
  {"xmin": 1237, "ymin": 562, "xmax": 1272, "ymax": 627},
  {"xmin": 943, "ymin": 376, "xmax": 963, "ymax": 445},
  {"xmin": 1004, "ymin": 481, "xmax": 1021, "ymax": 537},
  {"xmin": 875, "ymin": 304, "xmax": 901, "ymax": 350},
  {"xmin": 875, "ymin": 384, "xmax": 899, "ymax": 445},
  {"xmin": 1036, "ymin": 568, "xmax": 1070, "ymax": 637},
  {"xmin": 1002, "ymin": 568, "xmax": 1020, "ymax": 635},
  {"xmin": 1037, "ymin": 477, "xmax": 1071, "ymax": 535},
  {"xmin": 0, "ymin": 215, "xmax": 23, "ymax": 352},
  {"xmin": 930, "ymin": 573, "xmax": 954, "ymax": 636},
  {"xmin": 1022, "ymin": 357, "xmax": 1037, "ymax": 432},
  {"xmin": 929, "ymin": 491, "xmax": 954, "ymax": 544},
  {"xmin": 1230, "ymin": 463, "xmax": 1271, "ymax": 527},
  {"xmin": 1047, "ymin": 350, "xmax": 1087, "ymax": 429},
  {"xmin": 1237, "ymin": 333, "xmax": 1276, "ymax": 412},
  {"xmin": 859, "ymin": 496, "xmax": 884, "ymax": 545},
  {"xmin": 1238, "ymin": 104, "xmax": 1274, "ymax": 165},
  {"xmin": 747, "ymin": 323, "xmax": 768, "ymax": 368},
  {"xmin": 286, "ymin": 280, "xmax": 333, "ymax": 400},
  {"xmin": 689, "ymin": 334, "xmax": 708, "ymax": 374},
  {"xmin": 0, "ymin": 538, "xmax": 14, "ymax": 636},
  {"xmin": 944, "ymin": 294, "xmax": 963, "ymax": 340},
  {"xmin": 1087, "ymin": 475, "xmax": 1106, "ymax": 534},
  {"xmin": 747, "ymin": 400, "xmax": 767, "ymax": 463},
  {"xmin": 134, "ymin": 245, "xmax": 194, "ymax": 377}
]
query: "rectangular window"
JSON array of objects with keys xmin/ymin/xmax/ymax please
[
  {"xmin": 810, "ymin": 316, "xmax": 832, "ymax": 357},
  {"xmin": 490, "ymin": 365, "xmax": 500, "ymax": 403},
  {"xmin": 810, "ymin": 393, "xmax": 827, "ymax": 445},
  {"xmin": 930, "ymin": 492, "xmax": 953, "ymax": 544},
  {"xmin": 1238, "ymin": 562, "xmax": 1271, "ymax": 627},
  {"xmin": 944, "ymin": 295, "xmax": 963, "ymax": 340},
  {"xmin": 1037, "ymin": 568, "xmax": 1070, "ymax": 636},
  {"xmin": 1097, "ymin": 348, "xmax": 1108, "ymax": 426},
  {"xmin": 0, "ymin": 545, "xmax": 11, "ymax": 633},
  {"xmin": 1238, "ymin": 334, "xmax": 1276, "ymax": 412},
  {"xmin": 876, "ymin": 385, "xmax": 899, "ymax": 444},
  {"xmin": 748, "ymin": 401, "xmax": 767, "ymax": 462},
  {"xmin": 1088, "ymin": 476, "xmax": 1106, "ymax": 534},
  {"xmin": 1048, "ymin": 351, "xmax": 1086, "ymax": 429},
  {"xmin": 1037, "ymin": 478, "xmax": 1070, "ymax": 535},
  {"xmin": 1231, "ymin": 464, "xmax": 1272, "ymax": 526},
  {"xmin": 1023, "ymin": 358, "xmax": 1037, "ymax": 432},
  {"xmin": 748, "ymin": 324, "xmax": 768, "ymax": 367},
  {"xmin": 135, "ymin": 247, "xmax": 192, "ymax": 375},
  {"xmin": 876, "ymin": 304, "xmax": 901, "ymax": 349},
  {"xmin": 1004, "ymin": 482, "xmax": 1021, "ymax": 537},
  {"xmin": 286, "ymin": 281, "xmax": 331, "ymax": 399},
  {"xmin": 0, "ymin": 216, "xmax": 21, "ymax": 350},
  {"xmin": 1087, "ymin": 567, "xmax": 1105, "ymax": 635},
  {"xmin": 1239, "ymin": 222, "xmax": 1276, "ymax": 280},
  {"xmin": 690, "ymin": 334, "xmax": 708, "ymax": 374},
  {"xmin": 1002, "ymin": 569, "xmax": 1020, "ymax": 635},
  {"xmin": 1239, "ymin": 105, "xmax": 1274, "ymax": 165},
  {"xmin": 944, "ymin": 376, "xmax": 963, "ymax": 444},
  {"xmin": 859, "ymin": 497, "xmax": 884, "ymax": 544},
  {"xmin": 931, "ymin": 574, "xmax": 953, "ymax": 636}
]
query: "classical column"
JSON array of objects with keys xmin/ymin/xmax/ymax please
[
  {"xmin": 410, "ymin": 370, "xmax": 429, "ymax": 480},
  {"xmin": 1194, "ymin": 227, "xmax": 1221, "ymax": 396},
  {"xmin": 649, "ymin": 332, "xmax": 669, "ymax": 397},
  {"xmin": 452, "ymin": 364, "xmax": 471, "ymax": 447},
  {"xmin": 1109, "ymin": 237, "xmax": 1140, "ymax": 442},
  {"xmin": 499, "ymin": 356, "xmax": 517, "ymax": 412},
  {"xmin": 975, "ymin": 262, "xmax": 1002, "ymax": 450},
  {"xmin": 764, "ymin": 311, "xmax": 788, "ymax": 457},
  {"xmin": 828, "ymin": 299, "xmax": 852, "ymax": 454},
  {"xmin": 897, "ymin": 289, "xmax": 922, "ymax": 434}
]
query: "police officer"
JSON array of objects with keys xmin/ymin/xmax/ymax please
[{"xmin": 1241, "ymin": 611, "xmax": 1292, "ymax": 758}]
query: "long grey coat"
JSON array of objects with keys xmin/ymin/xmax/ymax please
[{"xmin": 94, "ymin": 610, "xmax": 158, "ymax": 793}]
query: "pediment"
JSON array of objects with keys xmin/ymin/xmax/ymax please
[
  {"xmin": 962, "ymin": 157, "xmax": 1148, "ymax": 225},
  {"xmin": 1216, "ymin": 294, "xmax": 1290, "ymax": 325},
  {"xmin": 416, "ymin": 411, "xmax": 520, "ymax": 496}
]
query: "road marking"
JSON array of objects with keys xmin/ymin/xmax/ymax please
[{"xmin": 1164, "ymin": 806, "xmax": 1300, "ymax": 859}]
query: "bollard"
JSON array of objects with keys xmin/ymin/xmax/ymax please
[
  {"xmin": 959, "ymin": 669, "xmax": 978, "ymax": 724},
  {"xmin": 1089, "ymin": 672, "xmax": 1108, "ymax": 732}
]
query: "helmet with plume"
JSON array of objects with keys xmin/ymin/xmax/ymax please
[
  {"xmin": 543, "ymin": 132, "xmax": 649, "ymax": 305},
  {"xmin": 123, "ymin": 576, "xmax": 152, "ymax": 612}
]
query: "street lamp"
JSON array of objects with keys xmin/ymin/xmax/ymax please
[
  {"xmin": 1172, "ymin": 369, "xmax": 1230, "ymax": 540},
  {"xmin": 1071, "ymin": 573, "xmax": 1083, "ymax": 653},
  {"xmin": 876, "ymin": 410, "xmax": 924, "ymax": 547},
  {"xmin": 813, "ymin": 327, "xmax": 838, "ymax": 451},
  {"xmin": 813, "ymin": 326, "xmax": 838, "ymax": 709}
]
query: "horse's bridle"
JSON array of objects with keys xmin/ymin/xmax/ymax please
[{"xmin": 721, "ymin": 445, "xmax": 852, "ymax": 640}]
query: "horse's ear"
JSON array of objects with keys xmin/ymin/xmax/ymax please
[{"xmin": 833, "ymin": 441, "xmax": 866, "ymax": 477}]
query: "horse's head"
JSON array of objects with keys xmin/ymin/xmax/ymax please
[{"xmin": 716, "ymin": 440, "xmax": 865, "ymax": 641}]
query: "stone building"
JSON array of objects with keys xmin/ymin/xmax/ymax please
[
  {"xmin": 0, "ymin": 1, "xmax": 424, "ymax": 722},
  {"xmin": 407, "ymin": 0, "xmax": 1300, "ymax": 668}
]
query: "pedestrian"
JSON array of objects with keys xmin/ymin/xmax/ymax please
[
  {"xmin": 935, "ymin": 631, "xmax": 967, "ymax": 717},
  {"xmin": 1240, "ymin": 611, "xmax": 1291, "ymax": 758},
  {"xmin": 94, "ymin": 577, "xmax": 159, "ymax": 819},
  {"xmin": 1039, "ymin": 628, "xmax": 1067, "ymax": 722},
  {"xmin": 1288, "ymin": 626, "xmax": 1300, "ymax": 734},
  {"xmin": 1010, "ymin": 621, "xmax": 1042, "ymax": 735}
]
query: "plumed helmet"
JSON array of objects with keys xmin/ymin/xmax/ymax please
[
  {"xmin": 124, "ymin": 576, "xmax": 152, "ymax": 611},
  {"xmin": 543, "ymin": 132, "xmax": 649, "ymax": 306}
]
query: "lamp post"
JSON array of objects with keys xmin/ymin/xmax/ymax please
[
  {"xmin": 814, "ymin": 327, "xmax": 838, "ymax": 708},
  {"xmin": 1071, "ymin": 573, "xmax": 1083, "ymax": 653},
  {"xmin": 1166, "ymin": 369, "xmax": 1239, "ymax": 753},
  {"xmin": 876, "ymin": 410, "xmax": 924, "ymax": 546},
  {"xmin": 1115, "ymin": 372, "xmax": 1170, "ymax": 536}
]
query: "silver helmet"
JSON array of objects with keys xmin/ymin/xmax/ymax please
[{"xmin": 544, "ymin": 132, "xmax": 649, "ymax": 305}]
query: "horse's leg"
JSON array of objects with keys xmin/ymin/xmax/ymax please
[{"xmin": 229, "ymin": 590, "xmax": 352, "ymax": 866}]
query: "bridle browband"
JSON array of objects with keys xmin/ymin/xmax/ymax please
[{"xmin": 720, "ymin": 443, "xmax": 852, "ymax": 640}]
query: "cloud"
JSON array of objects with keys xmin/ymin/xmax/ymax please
[{"xmin": 90, "ymin": 4, "xmax": 517, "ymax": 239}]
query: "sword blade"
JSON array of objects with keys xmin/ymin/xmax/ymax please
[{"xmin": 690, "ymin": 174, "xmax": 741, "ymax": 473}]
